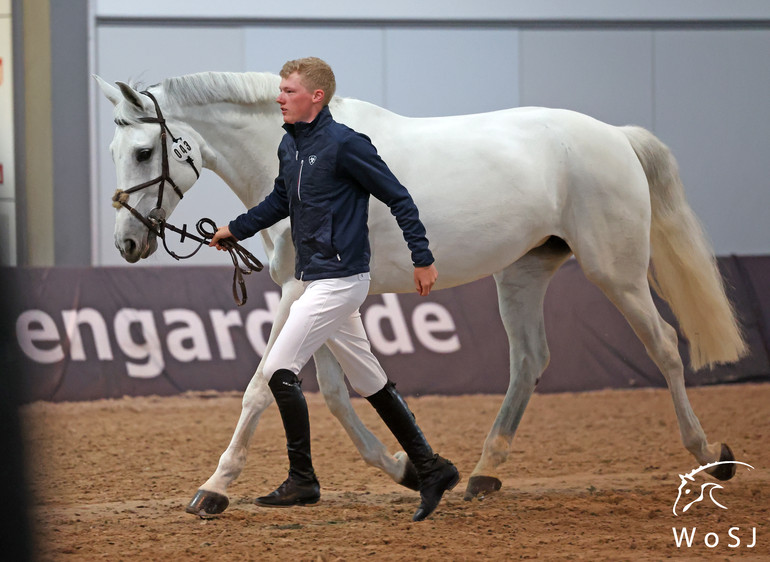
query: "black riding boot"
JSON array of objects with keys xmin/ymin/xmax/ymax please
[
  {"xmin": 254, "ymin": 369, "xmax": 320, "ymax": 507},
  {"xmin": 366, "ymin": 381, "xmax": 460, "ymax": 521}
]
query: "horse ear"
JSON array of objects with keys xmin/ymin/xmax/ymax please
[
  {"xmin": 115, "ymin": 81, "xmax": 150, "ymax": 112},
  {"xmin": 93, "ymin": 74, "xmax": 122, "ymax": 106}
]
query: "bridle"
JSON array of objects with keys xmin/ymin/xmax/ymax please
[
  {"xmin": 111, "ymin": 90, "xmax": 263, "ymax": 305},
  {"xmin": 111, "ymin": 90, "xmax": 198, "ymax": 233}
]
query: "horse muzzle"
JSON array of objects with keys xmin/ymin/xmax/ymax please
[{"xmin": 117, "ymin": 229, "xmax": 158, "ymax": 263}]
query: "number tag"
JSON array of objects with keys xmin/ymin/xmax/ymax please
[{"xmin": 171, "ymin": 138, "xmax": 195, "ymax": 162}]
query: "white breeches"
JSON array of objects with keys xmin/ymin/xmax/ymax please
[{"xmin": 262, "ymin": 272, "xmax": 388, "ymax": 397}]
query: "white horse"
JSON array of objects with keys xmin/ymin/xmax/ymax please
[{"xmin": 95, "ymin": 71, "xmax": 747, "ymax": 515}]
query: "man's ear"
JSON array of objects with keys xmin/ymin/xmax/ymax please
[{"xmin": 313, "ymin": 89, "xmax": 326, "ymax": 104}]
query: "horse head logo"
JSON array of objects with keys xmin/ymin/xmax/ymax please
[{"xmin": 673, "ymin": 461, "xmax": 754, "ymax": 516}]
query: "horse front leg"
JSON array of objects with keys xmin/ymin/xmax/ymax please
[
  {"xmin": 313, "ymin": 345, "xmax": 420, "ymax": 490},
  {"xmin": 186, "ymin": 370, "xmax": 273, "ymax": 516},
  {"xmin": 465, "ymin": 245, "xmax": 570, "ymax": 500},
  {"xmin": 186, "ymin": 279, "xmax": 305, "ymax": 516}
]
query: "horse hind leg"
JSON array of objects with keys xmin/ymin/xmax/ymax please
[
  {"xmin": 313, "ymin": 344, "xmax": 420, "ymax": 490},
  {"xmin": 579, "ymin": 251, "xmax": 730, "ymax": 474},
  {"xmin": 466, "ymin": 238, "xmax": 571, "ymax": 500}
]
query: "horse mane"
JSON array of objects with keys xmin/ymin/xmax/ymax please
[
  {"xmin": 113, "ymin": 71, "xmax": 283, "ymax": 125},
  {"xmin": 161, "ymin": 71, "xmax": 282, "ymax": 107}
]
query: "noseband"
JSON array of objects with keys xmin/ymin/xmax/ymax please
[{"xmin": 111, "ymin": 90, "xmax": 263, "ymax": 306}]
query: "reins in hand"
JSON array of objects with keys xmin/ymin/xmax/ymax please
[{"xmin": 152, "ymin": 215, "xmax": 264, "ymax": 306}]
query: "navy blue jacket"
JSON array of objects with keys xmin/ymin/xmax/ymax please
[{"xmin": 229, "ymin": 106, "xmax": 434, "ymax": 281}]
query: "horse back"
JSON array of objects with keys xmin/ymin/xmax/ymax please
[{"xmin": 330, "ymin": 102, "xmax": 648, "ymax": 293}]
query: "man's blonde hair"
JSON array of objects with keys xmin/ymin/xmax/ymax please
[{"xmin": 280, "ymin": 57, "xmax": 336, "ymax": 106}]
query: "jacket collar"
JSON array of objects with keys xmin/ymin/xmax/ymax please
[{"xmin": 283, "ymin": 105, "xmax": 333, "ymax": 138}]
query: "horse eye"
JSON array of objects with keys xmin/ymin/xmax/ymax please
[{"xmin": 136, "ymin": 148, "xmax": 153, "ymax": 162}]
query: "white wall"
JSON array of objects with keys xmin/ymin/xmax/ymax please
[
  {"xmin": 0, "ymin": 0, "xmax": 15, "ymax": 265},
  {"xmin": 519, "ymin": 27, "xmax": 770, "ymax": 255},
  {"xmin": 92, "ymin": 6, "xmax": 770, "ymax": 265},
  {"xmin": 94, "ymin": 1, "xmax": 770, "ymax": 22}
]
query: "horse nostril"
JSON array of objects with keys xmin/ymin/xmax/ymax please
[
  {"xmin": 119, "ymin": 238, "xmax": 143, "ymax": 263},
  {"xmin": 124, "ymin": 239, "xmax": 137, "ymax": 255}
]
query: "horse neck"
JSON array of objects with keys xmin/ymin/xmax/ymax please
[
  {"xmin": 166, "ymin": 93, "xmax": 397, "ymax": 209},
  {"xmin": 175, "ymin": 99, "xmax": 285, "ymax": 208}
]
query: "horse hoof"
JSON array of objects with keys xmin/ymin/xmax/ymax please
[
  {"xmin": 185, "ymin": 489, "xmax": 229, "ymax": 517},
  {"xmin": 707, "ymin": 443, "xmax": 737, "ymax": 481},
  {"xmin": 463, "ymin": 475, "xmax": 502, "ymax": 500},
  {"xmin": 398, "ymin": 456, "xmax": 421, "ymax": 491}
]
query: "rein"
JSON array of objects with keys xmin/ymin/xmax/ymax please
[{"xmin": 111, "ymin": 90, "xmax": 263, "ymax": 306}]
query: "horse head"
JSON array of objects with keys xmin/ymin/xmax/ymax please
[{"xmin": 94, "ymin": 75, "xmax": 211, "ymax": 263}]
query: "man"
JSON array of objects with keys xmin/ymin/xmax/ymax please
[{"xmin": 210, "ymin": 57, "xmax": 459, "ymax": 522}]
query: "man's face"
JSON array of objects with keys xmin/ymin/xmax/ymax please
[{"xmin": 276, "ymin": 72, "xmax": 323, "ymax": 124}]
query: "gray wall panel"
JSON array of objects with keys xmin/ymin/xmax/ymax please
[
  {"xmin": 51, "ymin": 0, "xmax": 90, "ymax": 265},
  {"xmin": 244, "ymin": 26, "xmax": 385, "ymax": 106},
  {"xmin": 384, "ymin": 27, "xmax": 519, "ymax": 117},
  {"xmin": 519, "ymin": 29, "xmax": 654, "ymax": 128},
  {"xmin": 654, "ymin": 29, "xmax": 770, "ymax": 255}
]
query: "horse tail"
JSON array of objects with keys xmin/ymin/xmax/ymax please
[{"xmin": 621, "ymin": 125, "xmax": 747, "ymax": 370}]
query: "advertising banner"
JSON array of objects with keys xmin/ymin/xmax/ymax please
[{"xmin": 3, "ymin": 257, "xmax": 768, "ymax": 402}]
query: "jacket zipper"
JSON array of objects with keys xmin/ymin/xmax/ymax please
[
  {"xmin": 297, "ymin": 159, "xmax": 304, "ymax": 202},
  {"xmin": 297, "ymin": 152, "xmax": 304, "ymax": 279}
]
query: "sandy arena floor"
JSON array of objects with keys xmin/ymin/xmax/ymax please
[{"xmin": 21, "ymin": 383, "xmax": 770, "ymax": 561}]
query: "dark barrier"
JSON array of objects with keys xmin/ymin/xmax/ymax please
[
  {"xmin": 0, "ymin": 265, "xmax": 34, "ymax": 560},
  {"xmin": 3, "ymin": 256, "xmax": 769, "ymax": 403}
]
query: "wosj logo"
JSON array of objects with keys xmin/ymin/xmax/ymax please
[{"xmin": 671, "ymin": 459, "xmax": 757, "ymax": 549}]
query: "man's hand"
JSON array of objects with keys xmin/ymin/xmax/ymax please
[
  {"xmin": 414, "ymin": 264, "xmax": 438, "ymax": 296},
  {"xmin": 209, "ymin": 225, "xmax": 237, "ymax": 250}
]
